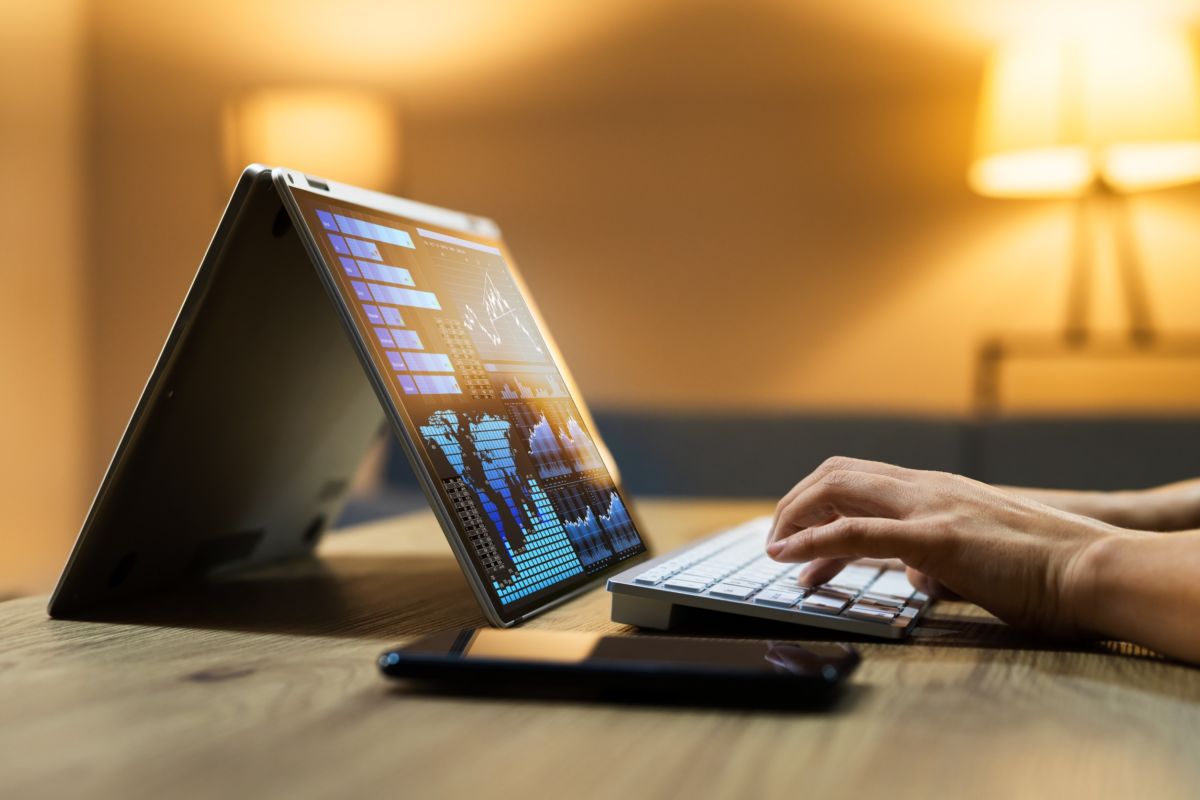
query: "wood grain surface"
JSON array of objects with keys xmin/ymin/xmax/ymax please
[{"xmin": 1, "ymin": 498, "xmax": 1198, "ymax": 800}]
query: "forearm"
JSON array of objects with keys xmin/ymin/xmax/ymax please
[
  {"xmin": 1004, "ymin": 480, "xmax": 1200, "ymax": 532},
  {"xmin": 1072, "ymin": 530, "xmax": 1200, "ymax": 664}
]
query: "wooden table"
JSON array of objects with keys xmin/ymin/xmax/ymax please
[{"xmin": 3, "ymin": 498, "xmax": 1199, "ymax": 799}]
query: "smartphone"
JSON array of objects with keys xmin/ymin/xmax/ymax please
[{"xmin": 379, "ymin": 629, "xmax": 859, "ymax": 708}]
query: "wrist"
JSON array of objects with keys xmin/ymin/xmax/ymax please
[{"xmin": 1062, "ymin": 530, "xmax": 1140, "ymax": 638}]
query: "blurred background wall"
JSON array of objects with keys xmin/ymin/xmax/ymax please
[
  {"xmin": 1, "ymin": 1, "xmax": 88, "ymax": 596},
  {"xmin": 6, "ymin": 0, "xmax": 1200, "ymax": 595}
]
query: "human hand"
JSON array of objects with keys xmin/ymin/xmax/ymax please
[{"xmin": 766, "ymin": 457, "xmax": 1144, "ymax": 637}]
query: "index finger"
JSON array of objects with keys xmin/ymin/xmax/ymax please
[
  {"xmin": 772, "ymin": 470, "xmax": 914, "ymax": 544},
  {"xmin": 767, "ymin": 516, "xmax": 919, "ymax": 564},
  {"xmin": 768, "ymin": 457, "xmax": 916, "ymax": 544}
]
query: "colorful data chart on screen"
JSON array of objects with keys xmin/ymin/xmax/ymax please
[
  {"xmin": 494, "ymin": 368, "xmax": 569, "ymax": 400},
  {"xmin": 319, "ymin": 206, "xmax": 468, "ymax": 397},
  {"xmin": 508, "ymin": 402, "xmax": 606, "ymax": 480},
  {"xmin": 549, "ymin": 482, "xmax": 642, "ymax": 567},
  {"xmin": 300, "ymin": 193, "xmax": 646, "ymax": 607},
  {"xmin": 421, "ymin": 410, "xmax": 586, "ymax": 603}
]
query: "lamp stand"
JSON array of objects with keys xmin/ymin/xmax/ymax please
[
  {"xmin": 1063, "ymin": 178, "xmax": 1156, "ymax": 347},
  {"xmin": 973, "ymin": 183, "xmax": 1200, "ymax": 419}
]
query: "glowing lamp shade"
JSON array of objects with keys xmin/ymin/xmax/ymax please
[
  {"xmin": 970, "ymin": 27, "xmax": 1200, "ymax": 197},
  {"xmin": 223, "ymin": 88, "xmax": 400, "ymax": 190}
]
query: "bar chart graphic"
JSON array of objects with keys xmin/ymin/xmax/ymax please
[
  {"xmin": 317, "ymin": 209, "xmax": 416, "ymax": 249},
  {"xmin": 420, "ymin": 410, "xmax": 584, "ymax": 603}
]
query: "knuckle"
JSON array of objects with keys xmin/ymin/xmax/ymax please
[
  {"xmin": 820, "ymin": 455, "xmax": 853, "ymax": 473},
  {"xmin": 820, "ymin": 518, "xmax": 844, "ymax": 536},
  {"xmin": 824, "ymin": 517, "xmax": 857, "ymax": 540},
  {"xmin": 807, "ymin": 485, "xmax": 838, "ymax": 517},
  {"xmin": 928, "ymin": 512, "xmax": 957, "ymax": 538},
  {"xmin": 821, "ymin": 469, "xmax": 855, "ymax": 490}
]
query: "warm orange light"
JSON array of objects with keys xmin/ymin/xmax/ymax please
[
  {"xmin": 223, "ymin": 87, "xmax": 400, "ymax": 189},
  {"xmin": 970, "ymin": 25, "xmax": 1200, "ymax": 197},
  {"xmin": 969, "ymin": 148, "xmax": 1093, "ymax": 198}
]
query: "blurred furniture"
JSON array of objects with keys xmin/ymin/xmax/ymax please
[
  {"xmin": 594, "ymin": 412, "xmax": 1200, "ymax": 494},
  {"xmin": 2, "ymin": 499, "xmax": 1197, "ymax": 799},
  {"xmin": 969, "ymin": 25, "xmax": 1200, "ymax": 414}
]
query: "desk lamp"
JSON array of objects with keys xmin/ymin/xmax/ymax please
[{"xmin": 969, "ymin": 25, "xmax": 1200, "ymax": 411}]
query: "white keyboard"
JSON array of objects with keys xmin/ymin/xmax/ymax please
[{"xmin": 606, "ymin": 516, "xmax": 929, "ymax": 639}]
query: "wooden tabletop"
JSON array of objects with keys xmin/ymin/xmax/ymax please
[{"xmin": 2, "ymin": 498, "xmax": 1198, "ymax": 800}]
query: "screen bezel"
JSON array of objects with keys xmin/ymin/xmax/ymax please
[{"xmin": 272, "ymin": 167, "xmax": 651, "ymax": 625}]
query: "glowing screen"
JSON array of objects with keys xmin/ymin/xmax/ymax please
[{"xmin": 294, "ymin": 191, "xmax": 646, "ymax": 614}]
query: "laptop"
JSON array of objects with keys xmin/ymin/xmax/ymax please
[{"xmin": 50, "ymin": 166, "xmax": 928, "ymax": 637}]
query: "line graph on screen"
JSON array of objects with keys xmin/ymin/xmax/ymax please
[
  {"xmin": 462, "ymin": 272, "xmax": 545, "ymax": 359},
  {"xmin": 498, "ymin": 373, "xmax": 568, "ymax": 400}
]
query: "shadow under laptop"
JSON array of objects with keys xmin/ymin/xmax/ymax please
[{"xmin": 66, "ymin": 554, "xmax": 489, "ymax": 641}]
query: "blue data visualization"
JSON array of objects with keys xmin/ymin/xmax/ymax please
[
  {"xmin": 421, "ymin": 410, "xmax": 584, "ymax": 603},
  {"xmin": 525, "ymin": 412, "xmax": 605, "ymax": 479},
  {"xmin": 559, "ymin": 487, "xmax": 641, "ymax": 567},
  {"xmin": 300, "ymin": 196, "xmax": 646, "ymax": 611}
]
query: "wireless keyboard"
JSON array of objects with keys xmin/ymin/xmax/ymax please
[{"xmin": 607, "ymin": 516, "xmax": 929, "ymax": 639}]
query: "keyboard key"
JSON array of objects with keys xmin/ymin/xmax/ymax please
[
  {"xmin": 685, "ymin": 566, "xmax": 728, "ymax": 578},
  {"xmin": 663, "ymin": 577, "xmax": 710, "ymax": 592},
  {"xmin": 709, "ymin": 583, "xmax": 757, "ymax": 600},
  {"xmin": 634, "ymin": 571, "xmax": 669, "ymax": 585},
  {"xmin": 754, "ymin": 589, "xmax": 805, "ymax": 608},
  {"xmin": 672, "ymin": 572, "xmax": 718, "ymax": 585},
  {"xmin": 826, "ymin": 566, "xmax": 880, "ymax": 591},
  {"xmin": 859, "ymin": 591, "xmax": 905, "ymax": 608},
  {"xmin": 724, "ymin": 577, "xmax": 767, "ymax": 589},
  {"xmin": 814, "ymin": 586, "xmax": 855, "ymax": 602},
  {"xmin": 802, "ymin": 590, "xmax": 850, "ymax": 615},
  {"xmin": 870, "ymin": 571, "xmax": 915, "ymax": 599},
  {"xmin": 858, "ymin": 596, "xmax": 905, "ymax": 612},
  {"xmin": 846, "ymin": 602, "xmax": 897, "ymax": 622}
]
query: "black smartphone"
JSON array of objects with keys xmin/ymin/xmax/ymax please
[{"xmin": 379, "ymin": 629, "xmax": 859, "ymax": 708}]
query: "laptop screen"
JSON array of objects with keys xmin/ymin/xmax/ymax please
[{"xmin": 290, "ymin": 187, "xmax": 647, "ymax": 619}]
